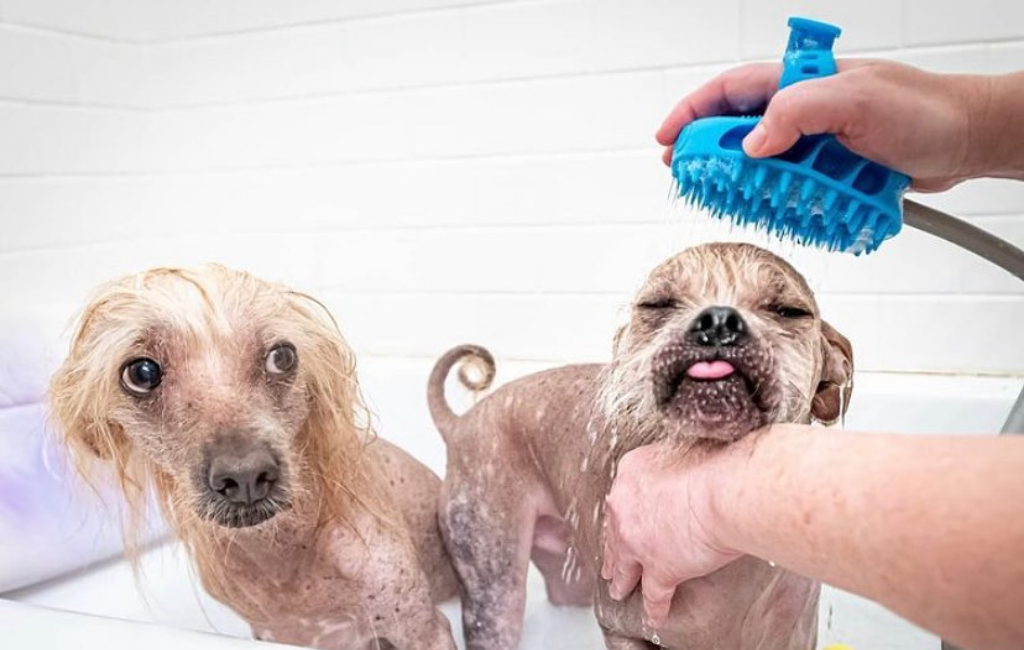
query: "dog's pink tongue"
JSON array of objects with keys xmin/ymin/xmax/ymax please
[{"xmin": 686, "ymin": 360, "xmax": 735, "ymax": 380}]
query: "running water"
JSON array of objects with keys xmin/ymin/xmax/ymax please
[{"xmin": 561, "ymin": 498, "xmax": 582, "ymax": 584}]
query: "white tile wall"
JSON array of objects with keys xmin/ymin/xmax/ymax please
[
  {"xmin": 0, "ymin": 0, "xmax": 536, "ymax": 43},
  {"xmin": 142, "ymin": 0, "xmax": 738, "ymax": 108},
  {"xmin": 0, "ymin": 26, "xmax": 77, "ymax": 103},
  {"xmin": 904, "ymin": 0, "xmax": 1024, "ymax": 47},
  {"xmin": 0, "ymin": 2, "xmax": 1022, "ymax": 648},
  {"xmin": 0, "ymin": 105, "xmax": 155, "ymax": 175},
  {"xmin": 149, "ymin": 74, "xmax": 667, "ymax": 171}
]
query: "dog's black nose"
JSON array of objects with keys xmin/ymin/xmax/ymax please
[
  {"xmin": 689, "ymin": 306, "xmax": 748, "ymax": 347},
  {"xmin": 208, "ymin": 447, "xmax": 279, "ymax": 505}
]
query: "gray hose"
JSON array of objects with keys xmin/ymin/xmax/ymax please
[
  {"xmin": 903, "ymin": 199, "xmax": 1024, "ymax": 282},
  {"xmin": 902, "ymin": 198, "xmax": 1024, "ymax": 442}
]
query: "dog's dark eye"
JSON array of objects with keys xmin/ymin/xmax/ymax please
[
  {"xmin": 120, "ymin": 358, "xmax": 162, "ymax": 396},
  {"xmin": 265, "ymin": 343, "xmax": 298, "ymax": 375},
  {"xmin": 637, "ymin": 298, "xmax": 677, "ymax": 310},
  {"xmin": 773, "ymin": 305, "xmax": 813, "ymax": 319}
]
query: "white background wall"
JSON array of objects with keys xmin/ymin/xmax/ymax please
[
  {"xmin": 1, "ymin": 1, "xmax": 1022, "ymax": 648},
  {"xmin": 1, "ymin": 0, "xmax": 1022, "ymax": 376}
]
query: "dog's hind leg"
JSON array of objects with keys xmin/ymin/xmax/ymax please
[{"xmin": 440, "ymin": 481, "xmax": 536, "ymax": 650}]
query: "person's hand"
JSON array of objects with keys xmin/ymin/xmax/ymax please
[
  {"xmin": 656, "ymin": 59, "xmax": 993, "ymax": 191},
  {"xmin": 600, "ymin": 441, "xmax": 744, "ymax": 628}
]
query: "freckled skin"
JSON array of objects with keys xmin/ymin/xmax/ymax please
[{"xmin": 427, "ymin": 244, "xmax": 854, "ymax": 650}]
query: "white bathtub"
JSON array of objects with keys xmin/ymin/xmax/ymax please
[{"xmin": 3, "ymin": 355, "xmax": 1020, "ymax": 650}]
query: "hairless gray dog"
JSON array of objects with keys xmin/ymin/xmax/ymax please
[{"xmin": 428, "ymin": 243, "xmax": 853, "ymax": 650}]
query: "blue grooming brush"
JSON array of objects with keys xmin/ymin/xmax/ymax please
[{"xmin": 671, "ymin": 17, "xmax": 910, "ymax": 254}]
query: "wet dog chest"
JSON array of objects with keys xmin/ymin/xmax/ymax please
[
  {"xmin": 597, "ymin": 560, "xmax": 819, "ymax": 650},
  {"xmin": 224, "ymin": 532, "xmax": 422, "ymax": 648},
  {"xmin": 244, "ymin": 575, "xmax": 387, "ymax": 649},
  {"xmin": 218, "ymin": 549, "xmax": 369, "ymax": 625},
  {"xmin": 238, "ymin": 570, "xmax": 351, "ymax": 616}
]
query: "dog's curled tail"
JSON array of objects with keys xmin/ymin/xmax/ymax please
[{"xmin": 428, "ymin": 344, "xmax": 496, "ymax": 439}]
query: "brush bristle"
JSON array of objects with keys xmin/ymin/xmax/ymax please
[{"xmin": 673, "ymin": 155, "xmax": 897, "ymax": 254}]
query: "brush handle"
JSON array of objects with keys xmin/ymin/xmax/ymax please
[{"xmin": 779, "ymin": 17, "xmax": 842, "ymax": 89}]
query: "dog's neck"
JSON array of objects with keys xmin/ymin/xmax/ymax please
[
  {"xmin": 203, "ymin": 487, "xmax": 325, "ymax": 577},
  {"xmin": 193, "ymin": 455, "xmax": 393, "ymax": 588},
  {"xmin": 178, "ymin": 468, "xmax": 395, "ymax": 624},
  {"xmin": 591, "ymin": 408, "xmax": 812, "ymax": 494}
]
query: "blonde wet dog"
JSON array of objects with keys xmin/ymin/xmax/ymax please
[
  {"xmin": 428, "ymin": 243, "xmax": 853, "ymax": 650},
  {"xmin": 50, "ymin": 265, "xmax": 458, "ymax": 650}
]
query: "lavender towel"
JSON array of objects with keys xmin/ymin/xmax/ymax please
[{"xmin": 0, "ymin": 313, "xmax": 161, "ymax": 593}]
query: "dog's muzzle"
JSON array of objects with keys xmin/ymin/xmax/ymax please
[
  {"xmin": 651, "ymin": 306, "xmax": 773, "ymax": 440},
  {"xmin": 198, "ymin": 438, "xmax": 290, "ymax": 528}
]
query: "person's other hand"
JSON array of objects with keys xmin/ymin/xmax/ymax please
[
  {"xmin": 600, "ymin": 442, "xmax": 743, "ymax": 628},
  {"xmin": 656, "ymin": 60, "xmax": 990, "ymax": 191}
]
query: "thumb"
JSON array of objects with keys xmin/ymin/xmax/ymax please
[{"xmin": 743, "ymin": 76, "xmax": 858, "ymax": 158}]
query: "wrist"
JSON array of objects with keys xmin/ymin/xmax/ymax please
[
  {"xmin": 963, "ymin": 72, "xmax": 1024, "ymax": 181},
  {"xmin": 701, "ymin": 428, "xmax": 770, "ymax": 556}
]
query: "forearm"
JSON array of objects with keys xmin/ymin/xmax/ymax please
[
  {"xmin": 967, "ymin": 71, "xmax": 1024, "ymax": 181},
  {"xmin": 712, "ymin": 425, "xmax": 1024, "ymax": 650}
]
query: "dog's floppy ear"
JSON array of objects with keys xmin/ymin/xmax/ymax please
[
  {"xmin": 283, "ymin": 291, "xmax": 397, "ymax": 526},
  {"xmin": 49, "ymin": 300, "xmax": 130, "ymax": 462},
  {"xmin": 811, "ymin": 320, "xmax": 854, "ymax": 425}
]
